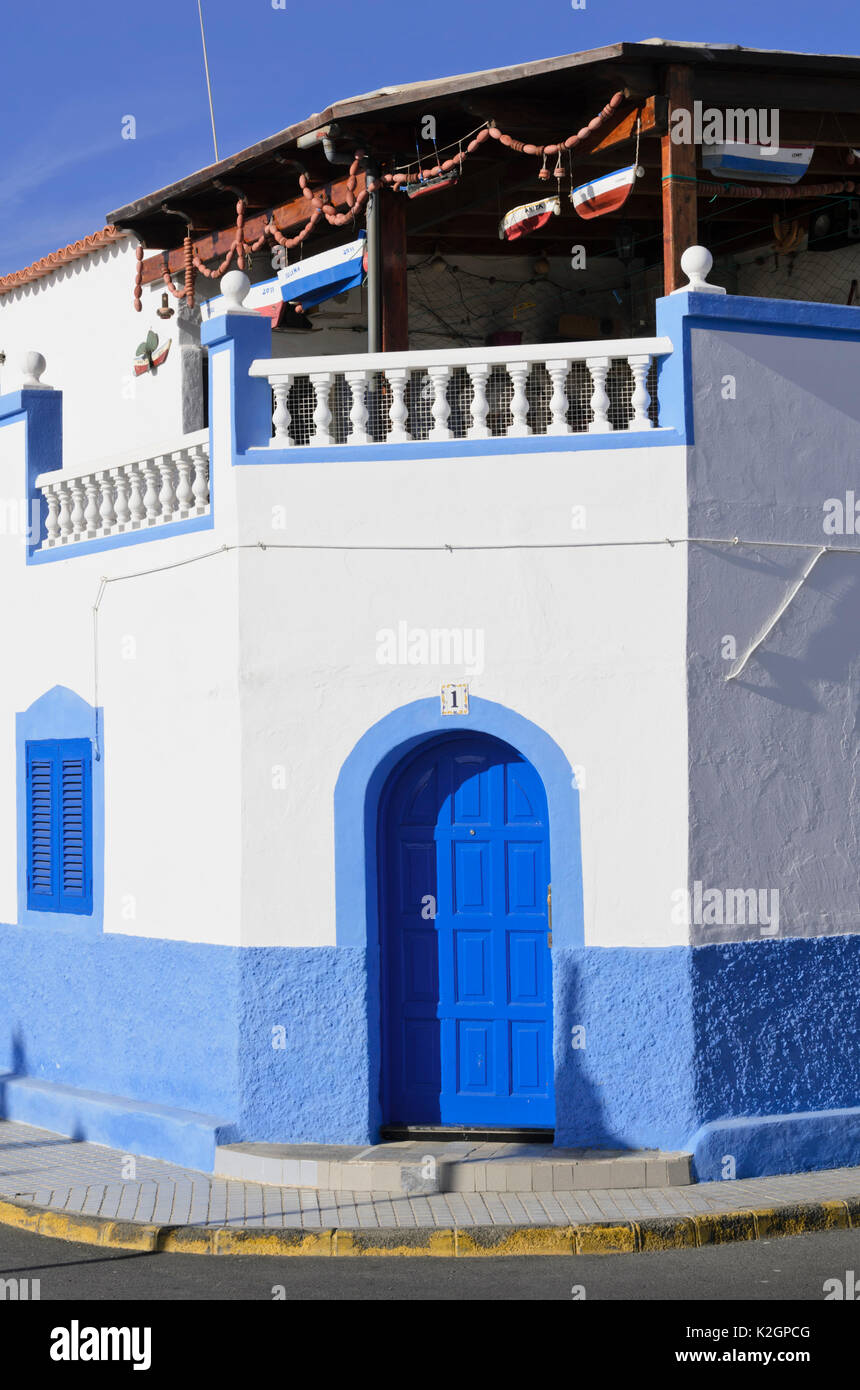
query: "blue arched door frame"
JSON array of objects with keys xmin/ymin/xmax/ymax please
[{"xmin": 333, "ymin": 696, "xmax": 584, "ymax": 1137}]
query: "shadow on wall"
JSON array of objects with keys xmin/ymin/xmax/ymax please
[
  {"xmin": 691, "ymin": 935, "xmax": 860, "ymax": 1179},
  {"xmin": 0, "ymin": 1026, "xmax": 87, "ymax": 1144},
  {"xmin": 552, "ymin": 946, "xmax": 698, "ymax": 1153},
  {"xmin": 0, "ymin": 1027, "xmax": 29, "ymax": 1115},
  {"xmin": 725, "ymin": 552, "xmax": 860, "ymax": 713}
]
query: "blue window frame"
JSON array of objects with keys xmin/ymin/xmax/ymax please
[{"xmin": 25, "ymin": 738, "xmax": 93, "ymax": 915}]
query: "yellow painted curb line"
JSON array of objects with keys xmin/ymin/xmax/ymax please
[{"xmin": 0, "ymin": 1193, "xmax": 856, "ymax": 1257}]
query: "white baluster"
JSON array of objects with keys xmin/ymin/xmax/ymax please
[
  {"xmin": 158, "ymin": 456, "xmax": 177, "ymax": 520},
  {"xmin": 586, "ymin": 356, "xmax": 612, "ymax": 433},
  {"xmin": 428, "ymin": 366, "xmax": 451, "ymax": 441},
  {"xmin": 271, "ymin": 379, "xmax": 292, "ymax": 446},
  {"xmin": 58, "ymin": 484, "xmax": 73, "ymax": 541},
  {"xmin": 84, "ymin": 479, "xmax": 100, "ymax": 537},
  {"xmin": 97, "ymin": 473, "xmax": 116, "ymax": 533},
  {"xmin": 127, "ymin": 466, "xmax": 146, "ymax": 527},
  {"xmin": 387, "ymin": 369, "xmax": 409, "ymax": 442},
  {"xmin": 628, "ymin": 354, "xmax": 653, "ymax": 429},
  {"xmin": 546, "ymin": 359, "xmax": 571, "ymax": 435},
  {"xmin": 113, "ymin": 470, "xmax": 131, "ymax": 529},
  {"xmin": 345, "ymin": 369, "xmax": 370, "ymax": 444},
  {"xmin": 506, "ymin": 362, "xmax": 530, "ymax": 437},
  {"xmin": 175, "ymin": 451, "xmax": 194, "ymax": 515},
  {"xmin": 310, "ymin": 372, "xmax": 333, "ymax": 445},
  {"xmin": 465, "ymin": 364, "xmax": 490, "ymax": 439},
  {"xmin": 143, "ymin": 462, "xmax": 160, "ymax": 523},
  {"xmin": 43, "ymin": 486, "xmax": 60, "ymax": 545},
  {"xmin": 191, "ymin": 446, "xmax": 210, "ymax": 511}
]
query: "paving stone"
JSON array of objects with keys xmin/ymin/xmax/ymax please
[
  {"xmin": 571, "ymin": 1161, "xmax": 615, "ymax": 1189},
  {"xmin": 481, "ymin": 1163, "xmax": 507, "ymax": 1193},
  {"xmin": 552, "ymin": 1162, "xmax": 577, "ymax": 1190},
  {"xmin": 447, "ymin": 1162, "xmax": 478, "ymax": 1193},
  {"xmin": 611, "ymin": 1159, "xmax": 648, "ymax": 1187},
  {"xmin": 503, "ymin": 1162, "xmax": 533, "ymax": 1191}
]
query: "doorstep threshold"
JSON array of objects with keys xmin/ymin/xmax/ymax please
[{"xmin": 380, "ymin": 1124, "xmax": 554, "ymax": 1144}]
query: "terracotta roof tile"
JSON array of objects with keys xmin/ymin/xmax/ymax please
[{"xmin": 0, "ymin": 226, "xmax": 128, "ymax": 297}]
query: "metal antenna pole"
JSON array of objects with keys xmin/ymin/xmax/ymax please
[{"xmin": 197, "ymin": 0, "xmax": 220, "ymax": 163}]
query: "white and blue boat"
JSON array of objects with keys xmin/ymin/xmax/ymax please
[
  {"xmin": 201, "ymin": 233, "xmax": 367, "ymax": 322},
  {"xmin": 701, "ymin": 142, "xmax": 814, "ymax": 184}
]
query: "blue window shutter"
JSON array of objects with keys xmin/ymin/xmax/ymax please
[
  {"xmin": 26, "ymin": 741, "xmax": 59, "ymax": 910},
  {"xmin": 58, "ymin": 742, "xmax": 92, "ymax": 913},
  {"xmin": 26, "ymin": 737, "xmax": 93, "ymax": 916}
]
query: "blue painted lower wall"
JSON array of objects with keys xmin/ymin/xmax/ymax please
[
  {"xmin": 552, "ymin": 937, "xmax": 860, "ymax": 1177},
  {"xmin": 1, "ymin": 923, "xmax": 859, "ymax": 1177}
]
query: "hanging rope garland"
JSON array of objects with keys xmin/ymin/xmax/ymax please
[
  {"xmin": 691, "ymin": 176, "xmax": 857, "ymax": 200},
  {"xmin": 384, "ymin": 91, "xmax": 629, "ymax": 188},
  {"xmin": 133, "ymin": 88, "xmax": 857, "ymax": 311},
  {"xmin": 161, "ymin": 232, "xmax": 196, "ymax": 306},
  {"xmin": 135, "ymin": 155, "xmax": 372, "ymax": 305},
  {"xmin": 133, "ymin": 95, "xmax": 631, "ymax": 309}
]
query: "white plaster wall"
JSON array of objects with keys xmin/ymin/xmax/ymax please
[
  {"xmin": 0, "ymin": 361, "xmax": 243, "ymax": 946},
  {"xmin": 0, "ymin": 241, "xmax": 202, "ymax": 469},
  {"xmin": 232, "ymin": 442, "xmax": 690, "ymax": 950},
  {"xmin": 0, "ymin": 328, "xmax": 689, "ymax": 951}
]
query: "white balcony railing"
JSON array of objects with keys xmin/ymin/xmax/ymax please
[
  {"xmin": 33, "ymin": 428, "xmax": 210, "ymax": 549},
  {"xmin": 249, "ymin": 338, "xmax": 673, "ymax": 449}
]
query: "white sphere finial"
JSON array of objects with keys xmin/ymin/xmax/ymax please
[
  {"xmin": 673, "ymin": 246, "xmax": 726, "ymax": 295},
  {"xmin": 220, "ymin": 270, "xmax": 252, "ymax": 312},
  {"xmin": 19, "ymin": 351, "xmax": 51, "ymax": 388}
]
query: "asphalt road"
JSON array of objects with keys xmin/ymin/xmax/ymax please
[{"xmin": 1, "ymin": 1222, "xmax": 859, "ymax": 1301}]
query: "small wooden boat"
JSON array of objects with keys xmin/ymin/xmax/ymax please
[
  {"xmin": 701, "ymin": 142, "xmax": 814, "ymax": 184},
  {"xmin": 133, "ymin": 333, "xmax": 171, "ymax": 376},
  {"xmin": 498, "ymin": 195, "xmax": 560, "ymax": 241},
  {"xmin": 571, "ymin": 165, "xmax": 642, "ymax": 219},
  {"xmin": 201, "ymin": 235, "xmax": 367, "ymax": 321}
]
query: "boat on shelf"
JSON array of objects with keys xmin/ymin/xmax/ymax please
[
  {"xmin": 200, "ymin": 235, "xmax": 367, "ymax": 323},
  {"xmin": 701, "ymin": 142, "xmax": 815, "ymax": 184}
]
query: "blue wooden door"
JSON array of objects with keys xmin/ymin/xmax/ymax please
[{"xmin": 381, "ymin": 734, "xmax": 554, "ymax": 1127}]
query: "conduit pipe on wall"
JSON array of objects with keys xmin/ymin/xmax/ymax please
[{"xmin": 87, "ymin": 534, "xmax": 849, "ymax": 759}]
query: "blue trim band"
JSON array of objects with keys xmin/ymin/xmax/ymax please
[
  {"xmin": 29, "ymin": 512, "xmax": 214, "ymax": 564},
  {"xmin": 240, "ymin": 429, "xmax": 682, "ymax": 466}
]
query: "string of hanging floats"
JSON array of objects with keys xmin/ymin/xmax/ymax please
[
  {"xmin": 133, "ymin": 92, "xmax": 633, "ymax": 310},
  {"xmin": 133, "ymin": 155, "xmax": 369, "ymax": 310},
  {"xmin": 132, "ymin": 83, "xmax": 860, "ymax": 311}
]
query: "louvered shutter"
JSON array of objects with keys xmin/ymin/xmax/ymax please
[
  {"xmin": 26, "ymin": 742, "xmax": 58, "ymax": 909},
  {"xmin": 59, "ymin": 747, "xmax": 90, "ymax": 911},
  {"xmin": 26, "ymin": 738, "xmax": 93, "ymax": 915}
]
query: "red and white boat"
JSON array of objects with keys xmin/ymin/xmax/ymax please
[
  {"xmin": 498, "ymin": 195, "xmax": 560, "ymax": 241},
  {"xmin": 571, "ymin": 164, "xmax": 642, "ymax": 219}
]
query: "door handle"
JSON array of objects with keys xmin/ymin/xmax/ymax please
[{"xmin": 547, "ymin": 883, "xmax": 552, "ymax": 948}]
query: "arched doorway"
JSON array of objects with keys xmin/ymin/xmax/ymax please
[{"xmin": 379, "ymin": 732, "xmax": 554, "ymax": 1128}]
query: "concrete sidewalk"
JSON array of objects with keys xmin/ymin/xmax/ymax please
[{"xmin": 2, "ymin": 1119, "xmax": 860, "ymax": 1256}]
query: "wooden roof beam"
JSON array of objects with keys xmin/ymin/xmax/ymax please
[{"xmin": 139, "ymin": 172, "xmax": 367, "ymax": 285}]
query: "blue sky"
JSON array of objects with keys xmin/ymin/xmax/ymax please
[{"xmin": 1, "ymin": 0, "xmax": 859, "ymax": 274}]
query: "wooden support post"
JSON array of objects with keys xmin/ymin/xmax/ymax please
[
  {"xmin": 379, "ymin": 188, "xmax": 408, "ymax": 352},
  {"xmin": 661, "ymin": 65, "xmax": 697, "ymax": 294}
]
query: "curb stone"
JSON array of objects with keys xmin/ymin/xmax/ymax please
[{"xmin": 1, "ymin": 1192, "xmax": 858, "ymax": 1256}]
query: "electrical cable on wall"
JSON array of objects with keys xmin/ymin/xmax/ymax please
[{"xmin": 88, "ymin": 534, "xmax": 857, "ymax": 757}]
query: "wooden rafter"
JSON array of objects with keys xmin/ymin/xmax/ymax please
[{"xmin": 139, "ymin": 173, "xmax": 368, "ymax": 286}]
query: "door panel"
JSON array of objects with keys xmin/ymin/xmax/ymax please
[{"xmin": 381, "ymin": 734, "xmax": 554, "ymax": 1126}]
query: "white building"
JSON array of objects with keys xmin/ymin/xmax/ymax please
[{"xmin": 1, "ymin": 40, "xmax": 860, "ymax": 1180}]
